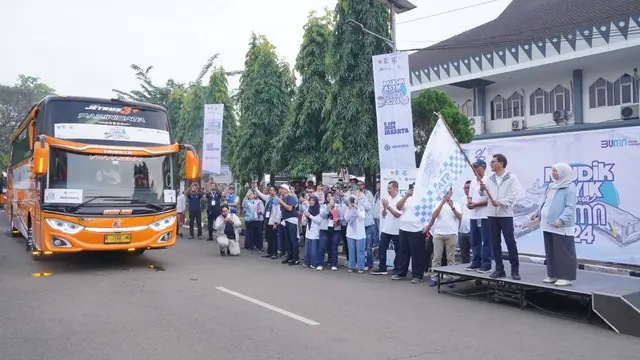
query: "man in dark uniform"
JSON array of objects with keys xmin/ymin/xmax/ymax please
[{"xmin": 206, "ymin": 180, "xmax": 222, "ymax": 241}]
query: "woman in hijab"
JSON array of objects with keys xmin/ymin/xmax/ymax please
[
  {"xmin": 303, "ymin": 196, "xmax": 322, "ymax": 269},
  {"xmin": 531, "ymin": 163, "xmax": 578, "ymax": 286}
]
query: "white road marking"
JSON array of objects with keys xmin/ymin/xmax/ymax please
[{"xmin": 215, "ymin": 286, "xmax": 320, "ymax": 326}]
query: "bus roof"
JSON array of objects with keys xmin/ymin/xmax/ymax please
[
  {"xmin": 42, "ymin": 95, "xmax": 168, "ymax": 112},
  {"xmin": 9, "ymin": 95, "xmax": 169, "ymax": 143}
]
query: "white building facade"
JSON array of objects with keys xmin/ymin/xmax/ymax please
[{"xmin": 408, "ymin": 0, "xmax": 640, "ymax": 137}]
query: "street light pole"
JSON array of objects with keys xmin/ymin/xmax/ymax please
[{"xmin": 390, "ymin": 3, "xmax": 397, "ymax": 52}]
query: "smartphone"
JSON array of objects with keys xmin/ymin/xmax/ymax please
[
  {"xmin": 349, "ymin": 197, "xmax": 355, "ymax": 205},
  {"xmin": 409, "ymin": 183, "xmax": 415, "ymax": 190}
]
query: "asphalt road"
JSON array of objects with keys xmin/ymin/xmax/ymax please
[{"xmin": 1, "ymin": 214, "xmax": 639, "ymax": 360}]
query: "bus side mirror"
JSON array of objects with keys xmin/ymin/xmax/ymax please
[
  {"xmin": 33, "ymin": 140, "xmax": 50, "ymax": 176},
  {"xmin": 185, "ymin": 150, "xmax": 199, "ymax": 181}
]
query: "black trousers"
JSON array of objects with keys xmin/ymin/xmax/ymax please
[
  {"xmin": 394, "ymin": 230, "xmax": 427, "ymax": 279},
  {"xmin": 425, "ymin": 234, "xmax": 447, "ymax": 270},
  {"xmin": 378, "ymin": 232, "xmax": 399, "ymax": 272},
  {"xmin": 458, "ymin": 232, "xmax": 471, "ymax": 264},
  {"xmin": 340, "ymin": 226, "xmax": 348, "ymax": 260},
  {"xmin": 207, "ymin": 209, "xmax": 220, "ymax": 239},
  {"xmin": 285, "ymin": 222, "xmax": 299, "ymax": 262},
  {"xmin": 265, "ymin": 222, "xmax": 278, "ymax": 255},
  {"xmin": 189, "ymin": 211, "xmax": 202, "ymax": 237},
  {"xmin": 245, "ymin": 221, "xmax": 264, "ymax": 250},
  {"xmin": 488, "ymin": 216, "xmax": 519, "ymax": 273}
]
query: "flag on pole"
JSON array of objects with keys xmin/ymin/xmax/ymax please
[{"xmin": 413, "ymin": 117, "xmax": 468, "ymax": 226}]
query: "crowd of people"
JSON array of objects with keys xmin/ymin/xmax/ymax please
[{"xmin": 175, "ymin": 154, "xmax": 579, "ymax": 287}]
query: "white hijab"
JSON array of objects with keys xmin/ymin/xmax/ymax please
[{"xmin": 550, "ymin": 163, "xmax": 573, "ymax": 189}]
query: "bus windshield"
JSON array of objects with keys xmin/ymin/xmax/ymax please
[
  {"xmin": 46, "ymin": 148, "xmax": 175, "ymax": 206},
  {"xmin": 46, "ymin": 100, "xmax": 171, "ymax": 146}
]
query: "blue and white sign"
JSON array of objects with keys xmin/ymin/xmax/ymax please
[
  {"xmin": 455, "ymin": 126, "xmax": 640, "ymax": 266},
  {"xmin": 372, "ymin": 52, "xmax": 416, "ymax": 169}
]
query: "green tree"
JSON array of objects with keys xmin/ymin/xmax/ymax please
[
  {"xmin": 113, "ymin": 54, "xmax": 241, "ymax": 132},
  {"xmin": 275, "ymin": 10, "xmax": 333, "ymax": 182},
  {"xmin": 322, "ymin": 0, "xmax": 389, "ymax": 185},
  {"xmin": 0, "ymin": 75, "xmax": 55, "ymax": 161},
  {"xmin": 232, "ymin": 33, "xmax": 295, "ymax": 183},
  {"xmin": 411, "ymin": 89, "xmax": 473, "ymax": 164}
]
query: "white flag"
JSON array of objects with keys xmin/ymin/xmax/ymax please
[{"xmin": 413, "ymin": 118, "xmax": 468, "ymax": 225}]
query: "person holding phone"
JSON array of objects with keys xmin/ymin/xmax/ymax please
[
  {"xmin": 393, "ymin": 183, "xmax": 428, "ymax": 284},
  {"xmin": 345, "ymin": 194, "xmax": 366, "ymax": 273}
]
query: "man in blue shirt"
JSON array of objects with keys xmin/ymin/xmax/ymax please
[
  {"xmin": 206, "ymin": 181, "xmax": 223, "ymax": 241},
  {"xmin": 278, "ymin": 184, "xmax": 300, "ymax": 266},
  {"xmin": 187, "ymin": 183, "xmax": 203, "ymax": 239},
  {"xmin": 225, "ymin": 186, "xmax": 239, "ymax": 214}
]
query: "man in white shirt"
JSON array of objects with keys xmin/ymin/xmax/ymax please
[
  {"xmin": 482, "ymin": 153, "xmax": 522, "ymax": 280},
  {"xmin": 371, "ymin": 181, "xmax": 402, "ymax": 275},
  {"xmin": 424, "ymin": 188, "xmax": 462, "ymax": 286},
  {"xmin": 458, "ymin": 180, "xmax": 472, "ymax": 264},
  {"xmin": 467, "ymin": 159, "xmax": 493, "ymax": 273},
  {"xmin": 176, "ymin": 188, "xmax": 186, "ymax": 238}
]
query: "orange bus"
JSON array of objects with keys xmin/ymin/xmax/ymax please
[{"xmin": 6, "ymin": 96, "xmax": 199, "ymax": 260}]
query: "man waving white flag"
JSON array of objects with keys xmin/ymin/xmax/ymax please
[{"xmin": 412, "ymin": 116, "xmax": 469, "ymax": 226}]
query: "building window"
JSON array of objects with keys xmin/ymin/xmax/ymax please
[
  {"xmin": 529, "ymin": 88, "xmax": 551, "ymax": 115},
  {"xmin": 589, "ymin": 75, "xmax": 639, "ymax": 108},
  {"xmin": 507, "ymin": 92, "xmax": 524, "ymax": 118},
  {"xmin": 491, "ymin": 95, "xmax": 505, "ymax": 120},
  {"xmin": 589, "ymin": 78, "xmax": 609, "ymax": 108},
  {"xmin": 550, "ymin": 85, "xmax": 571, "ymax": 112},
  {"xmin": 460, "ymin": 99, "xmax": 473, "ymax": 117}
]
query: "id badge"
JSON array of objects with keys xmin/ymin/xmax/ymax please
[
  {"xmin": 265, "ymin": 211, "xmax": 271, "ymax": 218},
  {"xmin": 211, "ymin": 200, "xmax": 216, "ymax": 206}
]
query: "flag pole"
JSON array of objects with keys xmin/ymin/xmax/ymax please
[{"xmin": 434, "ymin": 112, "xmax": 494, "ymax": 201}]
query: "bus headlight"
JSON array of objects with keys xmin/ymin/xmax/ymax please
[
  {"xmin": 45, "ymin": 219, "xmax": 84, "ymax": 235},
  {"xmin": 149, "ymin": 216, "xmax": 176, "ymax": 231}
]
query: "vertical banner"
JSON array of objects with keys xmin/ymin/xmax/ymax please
[
  {"xmin": 202, "ymin": 104, "xmax": 224, "ymax": 174},
  {"xmin": 452, "ymin": 127, "xmax": 640, "ymax": 266},
  {"xmin": 372, "ymin": 52, "xmax": 416, "ymax": 169}
]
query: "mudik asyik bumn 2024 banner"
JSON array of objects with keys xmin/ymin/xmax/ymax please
[{"xmin": 453, "ymin": 126, "xmax": 640, "ymax": 266}]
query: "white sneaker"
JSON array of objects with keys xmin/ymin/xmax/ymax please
[
  {"xmin": 331, "ymin": 266, "xmax": 338, "ymax": 271},
  {"xmin": 316, "ymin": 266, "xmax": 323, "ymax": 271},
  {"xmin": 554, "ymin": 279, "xmax": 573, "ymax": 286},
  {"xmin": 543, "ymin": 277, "xmax": 558, "ymax": 283},
  {"xmin": 310, "ymin": 266, "xmax": 316, "ymax": 270}
]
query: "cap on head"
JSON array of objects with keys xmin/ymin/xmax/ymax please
[
  {"xmin": 472, "ymin": 159, "xmax": 487, "ymax": 168},
  {"xmin": 280, "ymin": 184, "xmax": 290, "ymax": 192}
]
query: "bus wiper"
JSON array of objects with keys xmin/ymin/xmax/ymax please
[
  {"xmin": 69, "ymin": 195, "xmax": 122, "ymax": 211},
  {"xmin": 128, "ymin": 198, "xmax": 164, "ymax": 211},
  {"xmin": 107, "ymin": 197, "xmax": 164, "ymax": 211}
]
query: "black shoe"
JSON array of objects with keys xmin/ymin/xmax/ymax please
[
  {"xmin": 207, "ymin": 238, "xmax": 213, "ymax": 241},
  {"xmin": 371, "ymin": 268, "xmax": 388, "ymax": 275},
  {"xmin": 288, "ymin": 260, "xmax": 300, "ymax": 266},
  {"xmin": 261, "ymin": 254, "xmax": 271, "ymax": 258},
  {"xmin": 511, "ymin": 272, "xmax": 521, "ymax": 281},
  {"xmin": 282, "ymin": 259, "xmax": 291, "ymax": 264},
  {"xmin": 270, "ymin": 255, "xmax": 278, "ymax": 259},
  {"xmin": 178, "ymin": 233, "xmax": 183, "ymax": 238},
  {"xmin": 489, "ymin": 270, "xmax": 507, "ymax": 279},
  {"xmin": 220, "ymin": 251, "xmax": 226, "ymax": 256}
]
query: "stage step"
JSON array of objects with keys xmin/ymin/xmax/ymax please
[{"xmin": 593, "ymin": 291, "xmax": 640, "ymax": 337}]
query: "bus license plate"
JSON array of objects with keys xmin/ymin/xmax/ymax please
[{"xmin": 104, "ymin": 234, "xmax": 131, "ymax": 244}]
